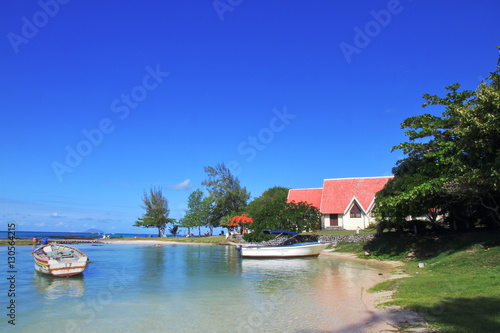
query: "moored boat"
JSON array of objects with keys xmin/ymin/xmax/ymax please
[
  {"xmin": 32, "ymin": 243, "xmax": 88, "ymax": 277},
  {"xmin": 237, "ymin": 241, "xmax": 330, "ymax": 258},
  {"xmin": 235, "ymin": 230, "xmax": 330, "ymax": 258}
]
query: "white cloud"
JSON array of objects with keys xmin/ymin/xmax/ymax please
[
  {"xmin": 50, "ymin": 212, "xmax": 66, "ymax": 218},
  {"xmin": 169, "ymin": 179, "xmax": 193, "ymax": 191}
]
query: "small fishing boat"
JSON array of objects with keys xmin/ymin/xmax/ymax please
[
  {"xmin": 32, "ymin": 243, "xmax": 89, "ymax": 277},
  {"xmin": 235, "ymin": 230, "xmax": 330, "ymax": 258}
]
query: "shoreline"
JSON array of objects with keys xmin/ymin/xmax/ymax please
[
  {"xmin": 102, "ymin": 239, "xmax": 217, "ymax": 245},
  {"xmin": 323, "ymin": 251, "xmax": 429, "ymax": 332}
]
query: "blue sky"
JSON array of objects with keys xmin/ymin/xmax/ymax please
[{"xmin": 1, "ymin": 0, "xmax": 499, "ymax": 234}]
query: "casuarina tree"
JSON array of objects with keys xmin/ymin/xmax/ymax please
[{"xmin": 134, "ymin": 187, "xmax": 172, "ymax": 237}]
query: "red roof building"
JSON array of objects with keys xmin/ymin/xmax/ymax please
[
  {"xmin": 286, "ymin": 188, "xmax": 323, "ymax": 209},
  {"xmin": 287, "ymin": 176, "xmax": 393, "ymax": 230}
]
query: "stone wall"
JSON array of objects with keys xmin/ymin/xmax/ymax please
[
  {"xmin": 318, "ymin": 234, "xmax": 374, "ymax": 245},
  {"xmin": 231, "ymin": 234, "xmax": 373, "ymax": 246}
]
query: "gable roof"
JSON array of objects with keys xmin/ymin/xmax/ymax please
[
  {"xmin": 287, "ymin": 188, "xmax": 323, "ymax": 210},
  {"xmin": 320, "ymin": 177, "xmax": 392, "ymax": 214}
]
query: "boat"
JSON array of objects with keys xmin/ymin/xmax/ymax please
[
  {"xmin": 32, "ymin": 243, "xmax": 89, "ymax": 277},
  {"xmin": 235, "ymin": 230, "xmax": 330, "ymax": 258}
]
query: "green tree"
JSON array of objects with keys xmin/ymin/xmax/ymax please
[
  {"xmin": 202, "ymin": 163, "xmax": 250, "ymax": 234},
  {"xmin": 450, "ymin": 60, "xmax": 500, "ymax": 226},
  {"xmin": 134, "ymin": 187, "xmax": 171, "ymax": 237},
  {"xmin": 377, "ymin": 49, "xmax": 500, "ymax": 230},
  {"xmin": 244, "ymin": 186, "xmax": 321, "ymax": 242},
  {"xmin": 169, "ymin": 224, "xmax": 180, "ymax": 237},
  {"xmin": 246, "ymin": 186, "xmax": 289, "ymax": 221},
  {"xmin": 180, "ymin": 189, "xmax": 210, "ymax": 236}
]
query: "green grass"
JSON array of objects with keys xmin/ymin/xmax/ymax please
[
  {"xmin": 339, "ymin": 229, "xmax": 500, "ymax": 332},
  {"xmin": 0, "ymin": 239, "xmax": 37, "ymax": 246},
  {"xmin": 394, "ymin": 240, "xmax": 500, "ymax": 332},
  {"xmin": 115, "ymin": 235, "xmax": 227, "ymax": 245},
  {"xmin": 0, "ymin": 236, "xmax": 228, "ymax": 246},
  {"xmin": 301, "ymin": 228, "xmax": 376, "ymax": 236},
  {"xmin": 332, "ymin": 240, "xmax": 365, "ymax": 254}
]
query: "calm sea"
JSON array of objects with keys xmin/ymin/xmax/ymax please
[
  {"xmin": 0, "ymin": 231, "xmax": 170, "ymax": 240},
  {"xmin": 0, "ymin": 243, "xmax": 390, "ymax": 333}
]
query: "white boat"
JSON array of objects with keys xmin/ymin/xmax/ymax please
[
  {"xmin": 236, "ymin": 241, "xmax": 330, "ymax": 258},
  {"xmin": 32, "ymin": 243, "xmax": 89, "ymax": 277}
]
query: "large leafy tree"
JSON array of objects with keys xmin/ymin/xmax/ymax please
[
  {"xmin": 179, "ymin": 189, "xmax": 211, "ymax": 236},
  {"xmin": 202, "ymin": 163, "xmax": 250, "ymax": 233},
  {"xmin": 450, "ymin": 62, "xmax": 500, "ymax": 226},
  {"xmin": 246, "ymin": 186, "xmax": 289, "ymax": 221},
  {"xmin": 134, "ymin": 187, "xmax": 172, "ymax": 237},
  {"xmin": 377, "ymin": 50, "xmax": 500, "ymax": 230},
  {"xmin": 244, "ymin": 186, "xmax": 321, "ymax": 242}
]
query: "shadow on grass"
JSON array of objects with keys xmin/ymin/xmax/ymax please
[
  {"xmin": 363, "ymin": 229, "xmax": 500, "ymax": 260},
  {"xmin": 296, "ymin": 297, "xmax": 500, "ymax": 333},
  {"xmin": 295, "ymin": 308, "xmax": 428, "ymax": 332},
  {"xmin": 410, "ymin": 296, "xmax": 500, "ymax": 333}
]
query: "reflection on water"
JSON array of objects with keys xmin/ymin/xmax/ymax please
[
  {"xmin": 0, "ymin": 244, "xmax": 391, "ymax": 333},
  {"xmin": 241, "ymin": 257, "xmax": 317, "ymax": 273},
  {"xmin": 32, "ymin": 271, "xmax": 85, "ymax": 300}
]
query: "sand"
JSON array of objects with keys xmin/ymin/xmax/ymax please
[{"xmin": 322, "ymin": 251, "xmax": 431, "ymax": 332}]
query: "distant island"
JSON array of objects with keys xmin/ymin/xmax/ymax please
[{"xmin": 84, "ymin": 228, "xmax": 105, "ymax": 234}]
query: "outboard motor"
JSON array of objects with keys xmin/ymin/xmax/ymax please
[{"xmin": 235, "ymin": 245, "xmax": 242, "ymax": 257}]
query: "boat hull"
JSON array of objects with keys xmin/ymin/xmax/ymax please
[
  {"xmin": 32, "ymin": 244, "xmax": 88, "ymax": 277},
  {"xmin": 238, "ymin": 242, "xmax": 330, "ymax": 258}
]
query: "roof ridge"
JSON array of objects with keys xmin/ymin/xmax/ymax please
[{"xmin": 323, "ymin": 176, "xmax": 393, "ymax": 181}]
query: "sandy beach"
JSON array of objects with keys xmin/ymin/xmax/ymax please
[{"xmin": 322, "ymin": 251, "xmax": 429, "ymax": 332}]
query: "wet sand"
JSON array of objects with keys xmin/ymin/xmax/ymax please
[{"xmin": 322, "ymin": 251, "xmax": 429, "ymax": 332}]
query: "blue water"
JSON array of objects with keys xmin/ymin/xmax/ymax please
[
  {"xmin": 0, "ymin": 231, "xmax": 178, "ymax": 240},
  {"xmin": 0, "ymin": 243, "xmax": 390, "ymax": 332}
]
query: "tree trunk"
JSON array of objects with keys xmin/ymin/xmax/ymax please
[{"xmin": 479, "ymin": 194, "xmax": 500, "ymax": 227}]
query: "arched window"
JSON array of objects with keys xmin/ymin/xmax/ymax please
[{"xmin": 350, "ymin": 203, "xmax": 361, "ymax": 218}]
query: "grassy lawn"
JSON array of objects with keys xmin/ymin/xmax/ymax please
[
  {"xmin": 301, "ymin": 228, "xmax": 376, "ymax": 236},
  {"xmin": 0, "ymin": 236, "xmax": 228, "ymax": 246},
  {"xmin": 0, "ymin": 239, "xmax": 37, "ymax": 246},
  {"xmin": 114, "ymin": 235, "xmax": 227, "ymax": 245},
  {"xmin": 335, "ymin": 230, "xmax": 500, "ymax": 332}
]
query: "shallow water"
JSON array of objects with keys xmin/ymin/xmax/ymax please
[{"xmin": 0, "ymin": 243, "xmax": 390, "ymax": 332}]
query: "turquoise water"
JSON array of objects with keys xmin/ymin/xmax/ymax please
[{"xmin": 0, "ymin": 243, "xmax": 389, "ymax": 332}]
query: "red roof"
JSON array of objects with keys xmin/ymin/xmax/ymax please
[
  {"xmin": 287, "ymin": 176, "xmax": 393, "ymax": 214},
  {"xmin": 287, "ymin": 188, "xmax": 323, "ymax": 209},
  {"xmin": 321, "ymin": 177, "xmax": 392, "ymax": 214}
]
